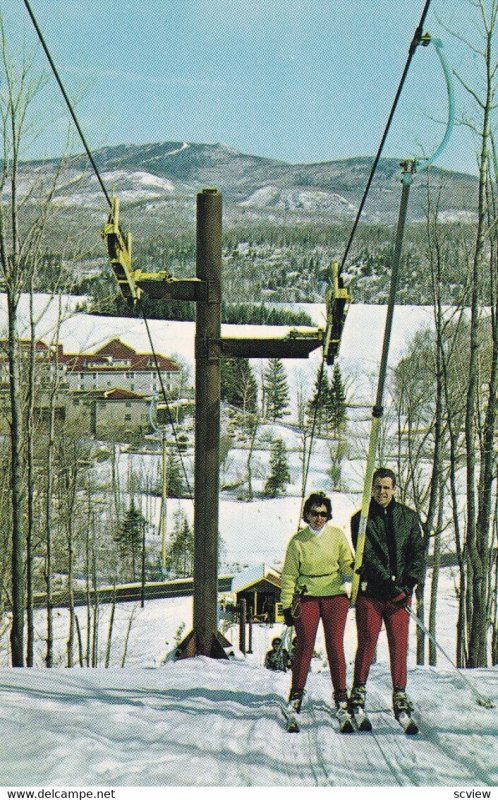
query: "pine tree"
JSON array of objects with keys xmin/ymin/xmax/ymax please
[
  {"xmin": 263, "ymin": 358, "xmax": 290, "ymax": 421},
  {"xmin": 167, "ymin": 451, "xmax": 186, "ymax": 497},
  {"xmin": 221, "ymin": 358, "xmax": 258, "ymax": 413},
  {"xmin": 306, "ymin": 365, "xmax": 330, "ymax": 435},
  {"xmin": 115, "ymin": 499, "xmax": 146, "ymax": 579},
  {"xmin": 264, "ymin": 438, "xmax": 291, "ymax": 497},
  {"xmin": 167, "ymin": 510, "xmax": 194, "ymax": 576},
  {"xmin": 328, "ymin": 364, "xmax": 347, "ymax": 432}
]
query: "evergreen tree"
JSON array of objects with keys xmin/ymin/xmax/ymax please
[
  {"xmin": 264, "ymin": 438, "xmax": 291, "ymax": 497},
  {"xmin": 327, "ymin": 364, "xmax": 347, "ymax": 432},
  {"xmin": 263, "ymin": 358, "xmax": 290, "ymax": 421},
  {"xmin": 306, "ymin": 365, "xmax": 330, "ymax": 435},
  {"xmin": 166, "ymin": 510, "xmax": 194, "ymax": 576},
  {"xmin": 115, "ymin": 499, "xmax": 146, "ymax": 579},
  {"xmin": 167, "ymin": 451, "xmax": 186, "ymax": 497}
]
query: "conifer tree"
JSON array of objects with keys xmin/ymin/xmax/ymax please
[
  {"xmin": 221, "ymin": 358, "xmax": 258, "ymax": 414},
  {"xmin": 306, "ymin": 365, "xmax": 330, "ymax": 435},
  {"xmin": 263, "ymin": 358, "xmax": 290, "ymax": 421},
  {"xmin": 115, "ymin": 499, "xmax": 146, "ymax": 580},
  {"xmin": 328, "ymin": 364, "xmax": 347, "ymax": 432},
  {"xmin": 167, "ymin": 510, "xmax": 194, "ymax": 576},
  {"xmin": 167, "ymin": 451, "xmax": 186, "ymax": 498},
  {"xmin": 264, "ymin": 438, "xmax": 291, "ymax": 497}
]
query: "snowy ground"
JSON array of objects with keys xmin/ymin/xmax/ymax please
[
  {"xmin": 0, "ymin": 294, "xmax": 440, "ymax": 407},
  {"xmin": 0, "ymin": 657, "xmax": 496, "ymax": 789},
  {"xmin": 0, "ymin": 567, "xmax": 496, "ymax": 790}
]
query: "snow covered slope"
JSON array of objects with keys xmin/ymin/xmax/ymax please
[{"xmin": 0, "ymin": 657, "xmax": 496, "ymax": 787}]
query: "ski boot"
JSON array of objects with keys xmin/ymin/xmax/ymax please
[
  {"xmin": 392, "ymin": 689, "xmax": 418, "ymax": 735},
  {"xmin": 348, "ymin": 684, "xmax": 372, "ymax": 731},
  {"xmin": 334, "ymin": 690, "xmax": 354, "ymax": 733},
  {"xmin": 283, "ymin": 689, "xmax": 303, "ymax": 732}
]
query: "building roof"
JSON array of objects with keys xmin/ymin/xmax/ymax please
[
  {"xmin": 231, "ymin": 563, "xmax": 282, "ymax": 593},
  {"xmin": 72, "ymin": 388, "xmax": 149, "ymax": 401},
  {"xmin": 0, "ymin": 337, "xmax": 179, "ymax": 373},
  {"xmin": 60, "ymin": 338, "xmax": 180, "ymax": 373}
]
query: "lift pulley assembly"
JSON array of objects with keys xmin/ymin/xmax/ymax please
[{"xmin": 101, "ymin": 197, "xmax": 350, "ymax": 365}]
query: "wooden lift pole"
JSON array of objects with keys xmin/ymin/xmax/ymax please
[
  {"xmin": 193, "ymin": 188, "xmax": 222, "ymax": 656},
  {"xmin": 102, "ymin": 187, "xmax": 349, "ymax": 659}
]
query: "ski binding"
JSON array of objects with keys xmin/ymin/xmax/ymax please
[{"xmin": 336, "ymin": 704, "xmax": 354, "ymax": 733}]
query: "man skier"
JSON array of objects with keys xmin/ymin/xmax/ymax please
[{"xmin": 350, "ymin": 467, "xmax": 426, "ymax": 730}]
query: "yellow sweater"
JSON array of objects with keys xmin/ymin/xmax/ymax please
[{"xmin": 280, "ymin": 523, "xmax": 354, "ymax": 609}]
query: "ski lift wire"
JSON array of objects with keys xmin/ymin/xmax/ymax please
[
  {"xmin": 338, "ymin": 0, "xmax": 434, "ymax": 276},
  {"xmin": 23, "ymin": 0, "xmax": 193, "ymax": 494},
  {"xmin": 22, "ymin": 0, "xmax": 113, "ymax": 209}
]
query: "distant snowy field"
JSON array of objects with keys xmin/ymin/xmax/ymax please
[{"xmin": 0, "ymin": 294, "xmax": 439, "ymax": 405}]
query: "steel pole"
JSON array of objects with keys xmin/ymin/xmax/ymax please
[
  {"xmin": 193, "ymin": 188, "xmax": 222, "ymax": 655},
  {"xmin": 351, "ymin": 169, "xmax": 413, "ymax": 605},
  {"xmin": 160, "ymin": 432, "xmax": 168, "ymax": 570}
]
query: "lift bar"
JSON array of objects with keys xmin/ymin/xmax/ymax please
[
  {"xmin": 323, "ymin": 261, "xmax": 351, "ymax": 365},
  {"xmin": 101, "ymin": 196, "xmax": 142, "ymax": 305}
]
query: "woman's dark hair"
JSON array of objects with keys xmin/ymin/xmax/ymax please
[{"xmin": 302, "ymin": 492, "xmax": 332, "ymax": 523}]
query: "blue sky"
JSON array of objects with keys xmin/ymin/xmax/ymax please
[{"xmin": 4, "ymin": 0, "xmax": 496, "ymax": 175}]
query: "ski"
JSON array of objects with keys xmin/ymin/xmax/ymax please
[
  {"xmin": 335, "ymin": 705, "xmax": 354, "ymax": 734},
  {"xmin": 281, "ymin": 706, "xmax": 300, "ymax": 733},
  {"xmin": 396, "ymin": 711, "xmax": 419, "ymax": 735},
  {"xmin": 350, "ymin": 707, "xmax": 373, "ymax": 732}
]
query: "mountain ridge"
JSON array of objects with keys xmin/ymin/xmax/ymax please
[{"xmin": 22, "ymin": 140, "xmax": 478, "ymax": 225}]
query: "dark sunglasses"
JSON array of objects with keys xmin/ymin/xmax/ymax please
[{"xmin": 310, "ymin": 510, "xmax": 328, "ymax": 518}]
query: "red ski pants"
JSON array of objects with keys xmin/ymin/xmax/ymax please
[
  {"xmin": 353, "ymin": 595, "xmax": 411, "ymax": 690},
  {"xmin": 291, "ymin": 594, "xmax": 349, "ymax": 694}
]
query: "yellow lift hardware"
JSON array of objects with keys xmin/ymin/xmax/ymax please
[
  {"xmin": 101, "ymin": 201, "xmax": 350, "ymax": 365},
  {"xmin": 101, "ymin": 197, "xmax": 143, "ymax": 305},
  {"xmin": 323, "ymin": 261, "xmax": 351, "ymax": 366}
]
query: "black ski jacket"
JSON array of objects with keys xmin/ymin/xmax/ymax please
[{"xmin": 351, "ymin": 499, "xmax": 426, "ymax": 601}]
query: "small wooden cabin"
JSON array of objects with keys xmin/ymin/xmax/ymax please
[{"xmin": 230, "ymin": 564, "xmax": 283, "ymax": 623}]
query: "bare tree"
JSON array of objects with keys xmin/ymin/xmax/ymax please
[
  {"xmin": 0, "ymin": 22, "xmax": 53, "ymax": 666},
  {"xmin": 454, "ymin": 0, "xmax": 497, "ymax": 667}
]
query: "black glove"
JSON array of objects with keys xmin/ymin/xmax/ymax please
[{"xmin": 283, "ymin": 607, "xmax": 294, "ymax": 627}]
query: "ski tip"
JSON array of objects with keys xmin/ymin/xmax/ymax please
[
  {"xmin": 476, "ymin": 696, "xmax": 495, "ymax": 709},
  {"xmin": 339, "ymin": 721, "xmax": 355, "ymax": 733},
  {"xmin": 405, "ymin": 723, "xmax": 419, "ymax": 735}
]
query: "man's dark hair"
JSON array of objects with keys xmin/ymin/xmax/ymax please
[
  {"xmin": 373, "ymin": 467, "xmax": 396, "ymax": 487},
  {"xmin": 302, "ymin": 492, "xmax": 332, "ymax": 522}
]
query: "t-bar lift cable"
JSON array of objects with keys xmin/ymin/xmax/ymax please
[{"xmin": 22, "ymin": 0, "xmax": 193, "ymax": 498}]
